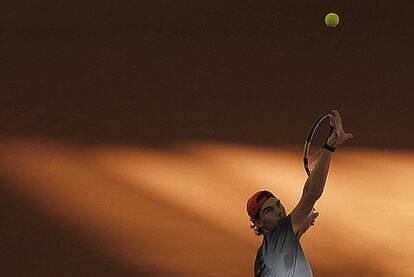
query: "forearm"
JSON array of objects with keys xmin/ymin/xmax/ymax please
[{"xmin": 307, "ymin": 149, "xmax": 333, "ymax": 199}]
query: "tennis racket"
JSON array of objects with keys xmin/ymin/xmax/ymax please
[{"xmin": 303, "ymin": 112, "xmax": 335, "ymax": 176}]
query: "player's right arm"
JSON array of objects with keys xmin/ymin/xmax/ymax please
[{"xmin": 291, "ymin": 110, "xmax": 353, "ymax": 235}]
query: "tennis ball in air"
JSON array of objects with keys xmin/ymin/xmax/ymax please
[{"xmin": 325, "ymin": 13, "xmax": 339, "ymax": 27}]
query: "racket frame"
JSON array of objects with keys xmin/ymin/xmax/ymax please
[{"xmin": 303, "ymin": 112, "xmax": 334, "ymax": 176}]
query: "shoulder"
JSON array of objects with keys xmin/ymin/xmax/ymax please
[{"xmin": 267, "ymin": 214, "xmax": 299, "ymax": 242}]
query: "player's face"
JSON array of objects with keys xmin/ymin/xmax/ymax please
[{"xmin": 258, "ymin": 197, "xmax": 286, "ymax": 232}]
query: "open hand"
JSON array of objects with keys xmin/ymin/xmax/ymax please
[{"xmin": 327, "ymin": 109, "xmax": 354, "ymax": 148}]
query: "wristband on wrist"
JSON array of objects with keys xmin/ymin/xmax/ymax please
[{"xmin": 322, "ymin": 141, "xmax": 336, "ymax": 152}]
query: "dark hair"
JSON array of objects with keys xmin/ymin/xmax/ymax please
[
  {"xmin": 249, "ymin": 214, "xmax": 264, "ymax": 236},
  {"xmin": 249, "ymin": 191, "xmax": 274, "ymax": 236}
]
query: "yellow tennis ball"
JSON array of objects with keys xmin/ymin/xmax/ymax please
[{"xmin": 325, "ymin": 13, "xmax": 339, "ymax": 27}]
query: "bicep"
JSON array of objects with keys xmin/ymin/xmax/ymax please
[{"xmin": 290, "ymin": 186, "xmax": 317, "ymax": 236}]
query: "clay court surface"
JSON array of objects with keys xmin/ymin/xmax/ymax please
[{"xmin": 1, "ymin": 0, "xmax": 413, "ymax": 276}]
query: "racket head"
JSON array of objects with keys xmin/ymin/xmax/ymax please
[{"xmin": 303, "ymin": 113, "xmax": 334, "ymax": 176}]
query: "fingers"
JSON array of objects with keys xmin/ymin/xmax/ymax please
[
  {"xmin": 330, "ymin": 117, "xmax": 335, "ymax": 127},
  {"xmin": 332, "ymin": 109, "xmax": 342, "ymax": 123},
  {"xmin": 329, "ymin": 112, "xmax": 336, "ymax": 127},
  {"xmin": 331, "ymin": 109, "xmax": 343, "ymax": 128},
  {"xmin": 342, "ymin": 133, "xmax": 354, "ymax": 143},
  {"xmin": 330, "ymin": 110, "xmax": 354, "ymax": 145},
  {"xmin": 310, "ymin": 210, "xmax": 319, "ymax": 226}
]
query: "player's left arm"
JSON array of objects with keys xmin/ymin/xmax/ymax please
[{"xmin": 296, "ymin": 210, "xmax": 319, "ymax": 240}]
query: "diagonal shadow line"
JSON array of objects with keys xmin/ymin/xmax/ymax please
[
  {"xmin": 0, "ymin": 140, "xmax": 255, "ymax": 275},
  {"xmin": 0, "ymin": 172, "xmax": 253, "ymax": 276},
  {"xmin": 81, "ymin": 153, "xmax": 257, "ymax": 248},
  {"xmin": 0, "ymin": 176, "xmax": 185, "ymax": 277}
]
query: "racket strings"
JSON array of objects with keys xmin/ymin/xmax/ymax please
[{"xmin": 308, "ymin": 148, "xmax": 323, "ymax": 170}]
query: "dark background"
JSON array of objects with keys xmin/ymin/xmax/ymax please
[
  {"xmin": 1, "ymin": 0, "xmax": 413, "ymax": 148},
  {"xmin": 1, "ymin": 1, "xmax": 413, "ymax": 276}
]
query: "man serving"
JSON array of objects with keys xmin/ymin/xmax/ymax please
[{"xmin": 247, "ymin": 110, "xmax": 353, "ymax": 276}]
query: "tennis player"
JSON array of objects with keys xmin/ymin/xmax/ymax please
[{"xmin": 247, "ymin": 110, "xmax": 353, "ymax": 276}]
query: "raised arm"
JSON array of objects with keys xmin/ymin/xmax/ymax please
[
  {"xmin": 306, "ymin": 110, "xmax": 353, "ymax": 197},
  {"xmin": 291, "ymin": 110, "xmax": 353, "ymax": 235}
]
